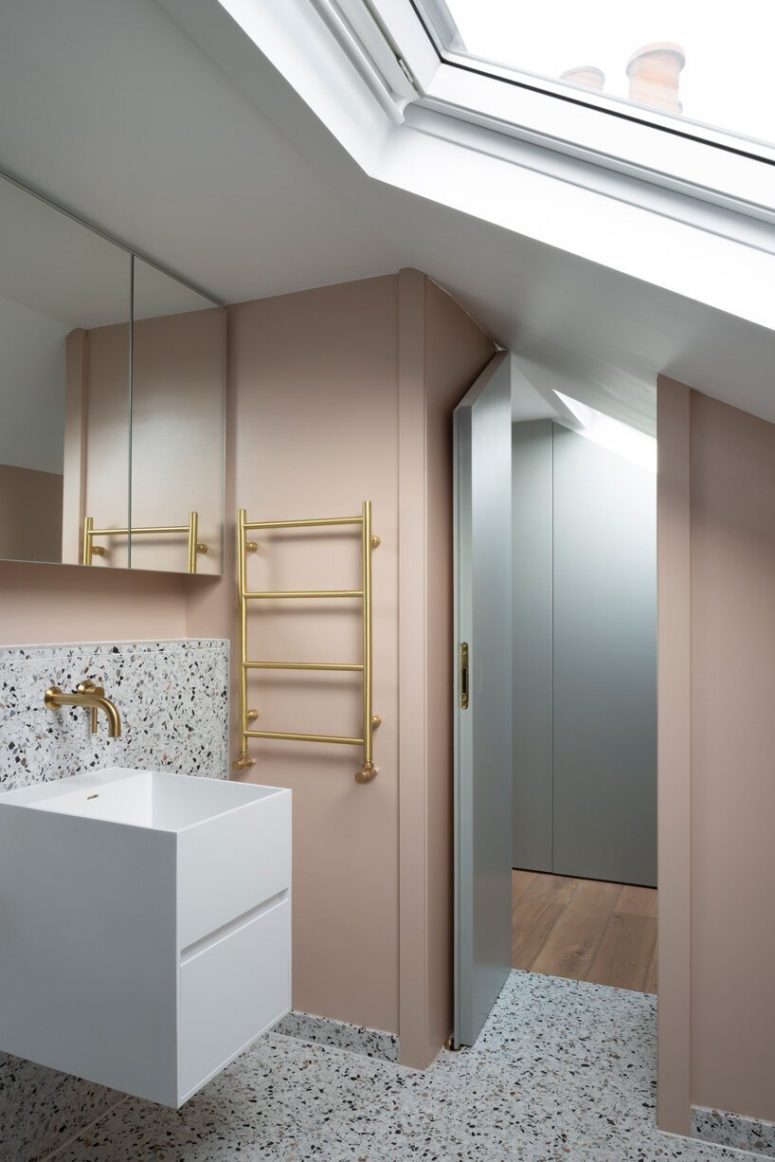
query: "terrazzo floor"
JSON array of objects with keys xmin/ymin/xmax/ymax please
[{"xmin": 49, "ymin": 972, "xmax": 750, "ymax": 1161}]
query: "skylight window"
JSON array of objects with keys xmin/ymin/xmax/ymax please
[
  {"xmin": 440, "ymin": 0, "xmax": 773, "ymax": 150},
  {"xmin": 222, "ymin": 0, "xmax": 774, "ymax": 230}
]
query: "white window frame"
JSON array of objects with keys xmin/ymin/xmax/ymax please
[
  {"xmin": 168, "ymin": 0, "xmax": 774, "ymax": 323},
  {"xmin": 359, "ymin": 0, "xmax": 775, "ymax": 224}
]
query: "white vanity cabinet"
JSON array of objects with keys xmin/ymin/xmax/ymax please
[{"xmin": 0, "ymin": 769, "xmax": 291, "ymax": 1107}]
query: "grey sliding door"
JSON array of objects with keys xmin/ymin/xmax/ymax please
[{"xmin": 454, "ymin": 352, "xmax": 513, "ymax": 1047}]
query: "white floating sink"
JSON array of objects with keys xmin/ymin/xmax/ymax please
[
  {"xmin": 20, "ymin": 767, "xmax": 265, "ymax": 830},
  {"xmin": 0, "ymin": 768, "xmax": 291, "ymax": 1107}
]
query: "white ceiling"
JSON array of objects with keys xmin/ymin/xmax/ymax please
[
  {"xmin": 0, "ymin": 0, "xmax": 772, "ymax": 431},
  {"xmin": 0, "ymin": 0, "xmax": 399, "ymax": 305}
]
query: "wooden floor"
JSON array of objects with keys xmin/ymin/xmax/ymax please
[{"xmin": 512, "ymin": 870, "xmax": 657, "ymax": 994}]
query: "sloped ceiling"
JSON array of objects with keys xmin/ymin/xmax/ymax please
[
  {"xmin": 0, "ymin": 0, "xmax": 772, "ymax": 432},
  {"xmin": 0, "ymin": 0, "xmax": 399, "ymax": 305}
]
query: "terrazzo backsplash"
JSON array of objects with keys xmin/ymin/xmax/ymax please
[
  {"xmin": 0, "ymin": 638, "xmax": 229, "ymax": 1162},
  {"xmin": 0, "ymin": 639, "xmax": 229, "ymax": 790}
]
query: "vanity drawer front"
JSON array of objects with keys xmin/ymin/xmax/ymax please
[
  {"xmin": 179, "ymin": 895, "xmax": 290, "ymax": 1102},
  {"xmin": 177, "ymin": 788, "xmax": 291, "ymax": 948}
]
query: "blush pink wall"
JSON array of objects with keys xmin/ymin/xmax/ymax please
[
  {"xmin": 130, "ymin": 308, "xmax": 226, "ymax": 574},
  {"xmin": 0, "ymin": 465, "xmax": 62, "ymax": 563},
  {"xmin": 656, "ymin": 377, "xmax": 691, "ymax": 1132},
  {"xmin": 81, "ymin": 323, "xmax": 132, "ymax": 569},
  {"xmin": 658, "ymin": 376, "xmax": 775, "ymax": 1130},
  {"xmin": 228, "ymin": 274, "xmax": 402, "ymax": 1035},
  {"xmin": 0, "ymin": 559, "xmax": 188, "ymax": 644},
  {"xmin": 689, "ymin": 390, "xmax": 775, "ymax": 1120},
  {"xmin": 0, "ymin": 269, "xmax": 494, "ymax": 1069},
  {"xmin": 62, "ymin": 330, "xmax": 88, "ymax": 565},
  {"xmin": 221, "ymin": 270, "xmax": 493, "ymax": 1055}
]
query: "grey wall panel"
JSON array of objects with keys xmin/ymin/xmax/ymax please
[
  {"xmin": 511, "ymin": 421, "xmax": 553, "ymax": 871},
  {"xmin": 552, "ymin": 426, "xmax": 657, "ymax": 886}
]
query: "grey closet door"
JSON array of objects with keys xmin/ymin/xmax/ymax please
[
  {"xmin": 512, "ymin": 422, "xmax": 553, "ymax": 872},
  {"xmin": 454, "ymin": 352, "xmax": 513, "ymax": 1047},
  {"xmin": 552, "ymin": 427, "xmax": 657, "ymax": 887}
]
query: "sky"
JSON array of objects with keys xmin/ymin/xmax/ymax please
[{"xmin": 444, "ymin": 0, "xmax": 774, "ymax": 146}]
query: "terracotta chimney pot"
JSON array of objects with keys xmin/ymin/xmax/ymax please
[
  {"xmin": 560, "ymin": 65, "xmax": 605, "ymax": 93},
  {"xmin": 626, "ymin": 42, "xmax": 685, "ymax": 113}
]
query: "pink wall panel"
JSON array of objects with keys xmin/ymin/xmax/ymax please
[
  {"xmin": 0, "ymin": 559, "xmax": 187, "ymax": 645},
  {"xmin": 659, "ymin": 376, "xmax": 775, "ymax": 1128},
  {"xmin": 689, "ymin": 391, "xmax": 775, "ymax": 1120},
  {"xmin": 228, "ymin": 275, "xmax": 401, "ymax": 1033}
]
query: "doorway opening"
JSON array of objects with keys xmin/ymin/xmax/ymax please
[
  {"xmin": 510, "ymin": 387, "xmax": 657, "ymax": 994},
  {"xmin": 454, "ymin": 352, "xmax": 658, "ymax": 1049}
]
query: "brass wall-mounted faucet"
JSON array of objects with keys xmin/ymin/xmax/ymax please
[{"xmin": 44, "ymin": 680, "xmax": 122, "ymax": 738}]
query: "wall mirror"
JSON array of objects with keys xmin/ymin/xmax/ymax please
[{"xmin": 0, "ymin": 173, "xmax": 225, "ymax": 574}]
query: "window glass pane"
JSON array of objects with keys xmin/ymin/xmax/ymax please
[{"xmin": 441, "ymin": 0, "xmax": 774, "ymax": 148}]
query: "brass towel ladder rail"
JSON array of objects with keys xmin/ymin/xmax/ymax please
[
  {"xmin": 234, "ymin": 502, "xmax": 380, "ymax": 783},
  {"xmin": 82, "ymin": 512, "xmax": 208, "ymax": 573}
]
